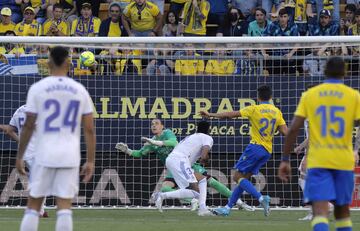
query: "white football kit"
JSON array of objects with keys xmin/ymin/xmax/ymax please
[
  {"xmin": 298, "ymin": 119, "xmax": 309, "ymax": 176},
  {"xmin": 166, "ymin": 133, "xmax": 213, "ymax": 188},
  {"xmin": 25, "ymin": 76, "xmax": 93, "ymax": 198},
  {"xmin": 9, "ymin": 105, "xmax": 36, "ymax": 163}
]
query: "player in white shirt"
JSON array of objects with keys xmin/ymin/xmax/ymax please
[
  {"xmin": 16, "ymin": 46, "xmax": 96, "ymax": 231},
  {"xmin": 0, "ymin": 105, "xmax": 49, "ymax": 217},
  {"xmin": 154, "ymin": 121, "xmax": 214, "ymax": 216}
]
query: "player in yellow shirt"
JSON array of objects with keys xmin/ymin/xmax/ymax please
[
  {"xmin": 42, "ymin": 4, "xmax": 69, "ymax": 36},
  {"xmin": 200, "ymin": 85, "xmax": 288, "ymax": 216},
  {"xmin": 182, "ymin": 0, "xmax": 210, "ymax": 36},
  {"xmin": 122, "ymin": 0, "xmax": 162, "ymax": 36},
  {"xmin": 14, "ymin": 7, "xmax": 42, "ymax": 36},
  {"xmin": 0, "ymin": 8, "xmax": 15, "ymax": 34},
  {"xmin": 71, "ymin": 3, "xmax": 101, "ymax": 36},
  {"xmin": 279, "ymin": 57, "xmax": 360, "ymax": 231}
]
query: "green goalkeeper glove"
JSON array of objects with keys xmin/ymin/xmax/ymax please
[
  {"xmin": 141, "ymin": 137, "xmax": 164, "ymax": 147},
  {"xmin": 115, "ymin": 142, "xmax": 133, "ymax": 155}
]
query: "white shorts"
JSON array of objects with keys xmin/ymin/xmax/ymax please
[
  {"xmin": 166, "ymin": 155, "xmax": 197, "ymax": 189},
  {"xmin": 29, "ymin": 163, "xmax": 79, "ymax": 199}
]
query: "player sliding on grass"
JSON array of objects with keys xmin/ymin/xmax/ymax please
[
  {"xmin": 200, "ymin": 85, "xmax": 288, "ymax": 217},
  {"xmin": 115, "ymin": 118, "xmax": 254, "ymax": 211}
]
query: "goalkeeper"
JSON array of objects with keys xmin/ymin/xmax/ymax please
[{"xmin": 115, "ymin": 118, "xmax": 254, "ymax": 211}]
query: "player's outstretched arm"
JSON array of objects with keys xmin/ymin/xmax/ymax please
[
  {"xmin": 16, "ymin": 114, "xmax": 37, "ymax": 175},
  {"xmin": 81, "ymin": 113, "xmax": 96, "ymax": 183},
  {"xmin": 199, "ymin": 110, "xmax": 241, "ymax": 119},
  {"xmin": 278, "ymin": 115, "xmax": 305, "ymax": 182},
  {"xmin": 141, "ymin": 136, "xmax": 178, "ymax": 147},
  {"xmin": 0, "ymin": 124, "xmax": 19, "ymax": 142},
  {"xmin": 294, "ymin": 138, "xmax": 309, "ymax": 155}
]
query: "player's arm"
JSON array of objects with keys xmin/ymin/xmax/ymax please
[
  {"xmin": 278, "ymin": 124, "xmax": 288, "ymax": 136},
  {"xmin": 199, "ymin": 145, "xmax": 211, "ymax": 166},
  {"xmin": 81, "ymin": 113, "xmax": 96, "ymax": 183},
  {"xmin": 141, "ymin": 132, "xmax": 178, "ymax": 147},
  {"xmin": 16, "ymin": 114, "xmax": 37, "ymax": 175},
  {"xmin": 0, "ymin": 125, "xmax": 19, "ymax": 142},
  {"xmin": 115, "ymin": 141, "xmax": 154, "ymax": 157},
  {"xmin": 278, "ymin": 115, "xmax": 305, "ymax": 182},
  {"xmin": 294, "ymin": 138, "xmax": 309, "ymax": 155},
  {"xmin": 199, "ymin": 110, "xmax": 241, "ymax": 119}
]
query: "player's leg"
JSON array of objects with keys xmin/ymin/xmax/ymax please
[
  {"xmin": 305, "ymin": 168, "xmax": 336, "ymax": 231},
  {"xmin": 333, "ymin": 170, "xmax": 354, "ymax": 231},
  {"xmin": 193, "ymin": 172, "xmax": 212, "ymax": 216},
  {"xmin": 155, "ymin": 156, "xmax": 199, "ymax": 212},
  {"xmin": 20, "ymin": 197, "xmax": 44, "ymax": 231},
  {"xmin": 53, "ymin": 167, "xmax": 79, "ymax": 231},
  {"xmin": 55, "ymin": 198, "xmax": 73, "ymax": 231},
  {"xmin": 298, "ymin": 157, "xmax": 313, "ymax": 220}
]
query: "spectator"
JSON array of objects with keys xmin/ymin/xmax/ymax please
[
  {"xmin": 107, "ymin": 0, "xmax": 131, "ymax": 11},
  {"xmin": 346, "ymin": 0, "xmax": 359, "ymax": 8},
  {"xmin": 175, "ymin": 43, "xmax": 204, "ymax": 75},
  {"xmin": 169, "ymin": 0, "xmax": 187, "ymax": 19},
  {"xmin": 76, "ymin": 0, "xmax": 100, "ymax": 17},
  {"xmin": 207, "ymin": 0, "xmax": 228, "ymax": 26},
  {"xmin": 205, "ymin": 48, "xmax": 235, "ymax": 75},
  {"xmin": 348, "ymin": 8, "xmax": 360, "ymax": 77},
  {"xmin": 262, "ymin": 8, "xmax": 299, "ymax": 75},
  {"xmin": 248, "ymin": 8, "xmax": 270, "ymax": 36},
  {"xmin": 217, "ymin": 7, "xmax": 248, "ymax": 36},
  {"xmin": 182, "ymin": 0, "xmax": 210, "ymax": 36},
  {"xmin": 24, "ymin": 0, "xmax": 50, "ymax": 24},
  {"xmin": 308, "ymin": 9, "xmax": 339, "ymax": 36},
  {"xmin": 146, "ymin": 45, "xmax": 174, "ymax": 75},
  {"xmin": 280, "ymin": 0, "xmax": 314, "ymax": 35},
  {"xmin": 71, "ymin": 3, "xmax": 101, "ymax": 37},
  {"xmin": 48, "ymin": 0, "xmax": 77, "ymax": 23},
  {"xmin": 42, "ymin": 4, "xmax": 69, "ymax": 36},
  {"xmin": 162, "ymin": 10, "xmax": 181, "ymax": 36},
  {"xmin": 262, "ymin": 0, "xmax": 282, "ymax": 19},
  {"xmin": 0, "ymin": 8, "xmax": 16, "ymax": 34},
  {"xmin": 14, "ymin": 7, "xmax": 41, "ymax": 36},
  {"xmin": 1, "ymin": 30, "xmax": 25, "ymax": 55},
  {"xmin": 231, "ymin": 0, "xmax": 261, "ymax": 22},
  {"xmin": 99, "ymin": 2, "xmax": 127, "ymax": 37},
  {"xmin": 123, "ymin": 0, "xmax": 162, "ymax": 36},
  {"xmin": 308, "ymin": 0, "xmax": 340, "ymax": 22},
  {"xmin": 0, "ymin": 0, "xmax": 22, "ymax": 23},
  {"xmin": 149, "ymin": 0, "xmax": 165, "ymax": 14},
  {"xmin": 340, "ymin": 4, "xmax": 356, "ymax": 35}
]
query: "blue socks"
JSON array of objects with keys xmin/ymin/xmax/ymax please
[
  {"xmin": 226, "ymin": 178, "xmax": 262, "ymax": 208},
  {"xmin": 312, "ymin": 216, "xmax": 329, "ymax": 231},
  {"xmin": 226, "ymin": 183, "xmax": 244, "ymax": 208}
]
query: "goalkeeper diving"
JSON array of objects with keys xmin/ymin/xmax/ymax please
[{"xmin": 115, "ymin": 118, "xmax": 253, "ymax": 211}]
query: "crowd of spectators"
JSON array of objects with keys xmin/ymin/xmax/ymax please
[{"xmin": 0, "ymin": 0, "xmax": 359, "ymax": 76}]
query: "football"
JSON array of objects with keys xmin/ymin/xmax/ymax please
[{"xmin": 79, "ymin": 51, "xmax": 95, "ymax": 67}]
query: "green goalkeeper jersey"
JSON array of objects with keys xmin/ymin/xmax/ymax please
[{"xmin": 131, "ymin": 129, "xmax": 178, "ymax": 164}]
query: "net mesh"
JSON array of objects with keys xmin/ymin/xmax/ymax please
[{"xmin": 0, "ymin": 39, "xmax": 360, "ymax": 208}]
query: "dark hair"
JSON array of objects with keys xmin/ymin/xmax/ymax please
[
  {"xmin": 345, "ymin": 4, "xmax": 357, "ymax": 13},
  {"xmin": 53, "ymin": 3, "xmax": 63, "ymax": 11},
  {"xmin": 254, "ymin": 7, "xmax": 267, "ymax": 16},
  {"xmin": 278, "ymin": 8, "xmax": 288, "ymax": 16},
  {"xmin": 355, "ymin": 8, "xmax": 360, "ymax": 16},
  {"xmin": 197, "ymin": 120, "xmax": 210, "ymax": 134},
  {"xmin": 50, "ymin": 46, "xmax": 69, "ymax": 67},
  {"xmin": 257, "ymin": 85, "xmax": 272, "ymax": 101},
  {"xmin": 4, "ymin": 30, "xmax": 16, "ymax": 36},
  {"xmin": 324, "ymin": 57, "xmax": 346, "ymax": 79},
  {"xmin": 165, "ymin": 10, "xmax": 179, "ymax": 25},
  {"xmin": 152, "ymin": 118, "xmax": 163, "ymax": 125}
]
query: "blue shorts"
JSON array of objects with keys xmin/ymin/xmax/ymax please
[
  {"xmin": 304, "ymin": 168, "xmax": 354, "ymax": 206},
  {"xmin": 234, "ymin": 144, "xmax": 271, "ymax": 175}
]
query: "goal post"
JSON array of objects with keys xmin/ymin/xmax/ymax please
[{"xmin": 0, "ymin": 36, "xmax": 359, "ymax": 209}]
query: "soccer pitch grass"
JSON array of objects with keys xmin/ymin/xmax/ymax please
[{"xmin": 1, "ymin": 209, "xmax": 359, "ymax": 231}]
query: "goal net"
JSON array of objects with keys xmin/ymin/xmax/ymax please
[{"xmin": 0, "ymin": 36, "xmax": 359, "ymax": 209}]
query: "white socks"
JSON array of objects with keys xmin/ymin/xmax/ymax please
[
  {"xmin": 162, "ymin": 188, "xmax": 199, "ymax": 199},
  {"xmin": 298, "ymin": 178, "xmax": 305, "ymax": 191},
  {"xmin": 39, "ymin": 197, "xmax": 46, "ymax": 216},
  {"xmin": 20, "ymin": 209, "xmax": 39, "ymax": 231},
  {"xmin": 198, "ymin": 178, "xmax": 207, "ymax": 210},
  {"xmin": 55, "ymin": 209, "xmax": 73, "ymax": 231}
]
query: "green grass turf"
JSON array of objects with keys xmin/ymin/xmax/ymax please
[{"xmin": 1, "ymin": 209, "xmax": 359, "ymax": 231}]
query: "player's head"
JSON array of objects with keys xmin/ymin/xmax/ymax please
[
  {"xmin": 151, "ymin": 118, "xmax": 164, "ymax": 136},
  {"xmin": 324, "ymin": 57, "xmax": 346, "ymax": 79},
  {"xmin": 197, "ymin": 120, "xmax": 210, "ymax": 134},
  {"xmin": 257, "ymin": 85, "xmax": 272, "ymax": 102},
  {"xmin": 48, "ymin": 46, "xmax": 70, "ymax": 73}
]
